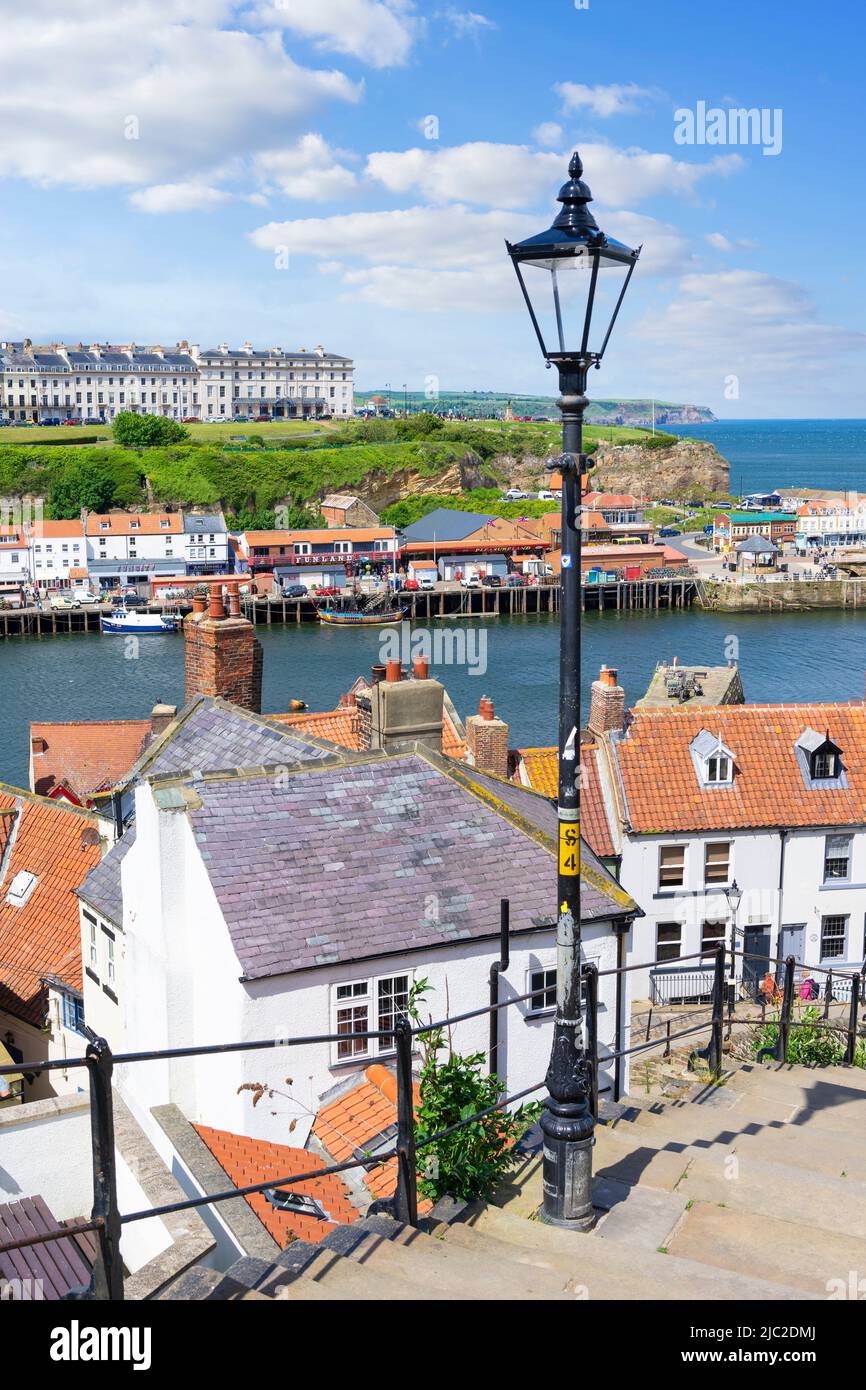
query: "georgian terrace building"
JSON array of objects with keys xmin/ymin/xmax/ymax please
[{"xmin": 0, "ymin": 341, "xmax": 354, "ymax": 423}]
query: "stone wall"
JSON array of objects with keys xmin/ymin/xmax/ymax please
[{"xmin": 700, "ymin": 579, "xmax": 866, "ymax": 611}]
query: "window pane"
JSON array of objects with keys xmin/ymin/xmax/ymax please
[
  {"xmin": 336, "ymin": 1004, "xmax": 368, "ymax": 1059},
  {"xmin": 821, "ymin": 915, "xmax": 847, "ymax": 959},
  {"xmin": 659, "ymin": 845, "xmax": 685, "ymax": 887},
  {"xmin": 701, "ymin": 921, "xmax": 726, "ymax": 955},
  {"xmin": 656, "ymin": 922, "xmax": 682, "ymax": 963},
  {"xmin": 377, "ymin": 975, "xmax": 409, "ymax": 1035},
  {"xmin": 530, "ymin": 968, "xmax": 556, "ymax": 1011},
  {"xmin": 824, "ymin": 835, "xmax": 851, "ymax": 880},
  {"xmin": 704, "ymin": 842, "xmax": 731, "ymax": 883}
]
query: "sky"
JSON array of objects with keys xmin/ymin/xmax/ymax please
[{"xmin": 0, "ymin": 0, "xmax": 863, "ymax": 417}]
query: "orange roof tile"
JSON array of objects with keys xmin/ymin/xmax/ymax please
[
  {"xmin": 0, "ymin": 528, "xmax": 25, "ymax": 546},
  {"xmin": 313, "ymin": 1066, "xmax": 430, "ymax": 1209},
  {"xmin": 614, "ymin": 702, "xmax": 866, "ymax": 834},
  {"xmin": 30, "ymin": 720, "xmax": 152, "ymax": 802},
  {"xmin": 193, "ymin": 1125, "xmax": 359, "ymax": 1247},
  {"xmin": 271, "ymin": 703, "xmax": 467, "ymax": 761},
  {"xmin": 85, "ymin": 513, "xmax": 182, "ymax": 536},
  {"xmin": 0, "ymin": 791, "xmax": 102, "ymax": 1025},
  {"xmin": 28, "ymin": 520, "xmax": 84, "ymax": 538},
  {"xmin": 514, "ymin": 746, "xmax": 615, "ymax": 858}
]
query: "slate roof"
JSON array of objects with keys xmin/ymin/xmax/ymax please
[
  {"xmin": 77, "ymin": 825, "xmax": 136, "ymax": 925},
  {"xmin": 121, "ymin": 696, "xmax": 349, "ymax": 787},
  {"xmin": 399, "ymin": 508, "xmax": 496, "ymax": 544},
  {"xmin": 166, "ymin": 748, "xmax": 637, "ymax": 981},
  {"xmin": 611, "ymin": 703, "xmax": 866, "ymax": 833},
  {"xmin": 183, "ymin": 513, "xmax": 227, "ymax": 535}
]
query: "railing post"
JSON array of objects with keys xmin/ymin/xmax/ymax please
[
  {"xmin": 84, "ymin": 1037, "xmax": 123, "ymax": 1300},
  {"xmin": 582, "ymin": 963, "xmax": 599, "ymax": 1120},
  {"xmin": 824, "ymin": 971, "xmax": 833, "ymax": 1019},
  {"xmin": 664, "ymin": 1019, "xmax": 671, "ymax": 1058},
  {"xmin": 778, "ymin": 955, "xmax": 796, "ymax": 1063},
  {"xmin": 845, "ymin": 973, "xmax": 861, "ymax": 1066},
  {"xmin": 488, "ymin": 898, "xmax": 510, "ymax": 1078},
  {"xmin": 392, "ymin": 1016, "xmax": 418, "ymax": 1228},
  {"xmin": 688, "ymin": 946, "xmax": 724, "ymax": 1076}
]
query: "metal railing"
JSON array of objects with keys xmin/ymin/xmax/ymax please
[{"xmin": 0, "ymin": 926, "xmax": 862, "ymax": 1301}]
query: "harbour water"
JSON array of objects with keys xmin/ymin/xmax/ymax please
[{"xmin": 3, "ymin": 605, "xmax": 866, "ymax": 789}]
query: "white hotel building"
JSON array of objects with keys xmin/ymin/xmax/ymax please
[{"xmin": 0, "ymin": 341, "xmax": 354, "ymax": 423}]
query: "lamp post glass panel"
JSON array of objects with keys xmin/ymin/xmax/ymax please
[{"xmin": 506, "ymin": 152, "xmax": 639, "ymax": 1230}]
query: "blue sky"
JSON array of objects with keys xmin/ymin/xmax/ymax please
[{"xmin": 1, "ymin": 0, "xmax": 863, "ymax": 415}]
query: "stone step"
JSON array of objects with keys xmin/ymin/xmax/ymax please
[
  {"xmin": 668, "ymin": 1199, "xmax": 866, "ymax": 1299},
  {"xmin": 735, "ymin": 1061, "xmax": 866, "ymax": 1094},
  {"xmin": 458, "ymin": 1202, "xmax": 809, "ymax": 1300},
  {"xmin": 593, "ymin": 1124, "xmax": 866, "ymax": 1240},
  {"xmin": 617, "ymin": 1098, "xmax": 866, "ymax": 1179},
  {"xmin": 158, "ymin": 1265, "xmax": 271, "ymax": 1301}
]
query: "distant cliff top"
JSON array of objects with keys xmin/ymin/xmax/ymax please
[{"xmin": 356, "ymin": 390, "xmax": 716, "ymax": 426}]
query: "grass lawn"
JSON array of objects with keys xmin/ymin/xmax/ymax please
[{"xmin": 1, "ymin": 424, "xmax": 112, "ymax": 444}]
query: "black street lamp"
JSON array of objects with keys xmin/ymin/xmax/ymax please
[{"xmin": 506, "ymin": 152, "xmax": 640, "ymax": 1230}]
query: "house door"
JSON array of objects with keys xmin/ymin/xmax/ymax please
[
  {"xmin": 742, "ymin": 928, "xmax": 771, "ymax": 999},
  {"xmin": 779, "ymin": 923, "xmax": 806, "ymax": 969}
]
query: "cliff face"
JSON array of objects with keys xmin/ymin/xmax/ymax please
[
  {"xmin": 359, "ymin": 450, "xmax": 501, "ymax": 508},
  {"xmin": 585, "ymin": 438, "xmax": 729, "ymax": 497}
]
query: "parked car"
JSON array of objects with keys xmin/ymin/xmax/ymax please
[
  {"xmin": 481, "ymin": 574, "xmax": 502, "ymax": 588},
  {"xmin": 182, "ymin": 417, "xmax": 199, "ymax": 424},
  {"xmin": 83, "ymin": 416, "xmax": 104, "ymax": 425},
  {"xmin": 73, "ymin": 587, "xmax": 98, "ymax": 604},
  {"xmin": 63, "ymin": 418, "xmax": 82, "ymax": 426},
  {"xmin": 537, "ymin": 490, "xmax": 554, "ymax": 501},
  {"xmin": 403, "ymin": 578, "xmax": 419, "ymax": 591},
  {"xmin": 41, "ymin": 418, "xmax": 62, "ymax": 427},
  {"xmin": 460, "ymin": 575, "xmax": 481, "ymax": 589},
  {"xmin": 504, "ymin": 488, "xmax": 529, "ymax": 501},
  {"xmin": 417, "ymin": 574, "xmax": 436, "ymax": 591},
  {"xmin": 49, "ymin": 594, "xmax": 78, "ymax": 610},
  {"xmin": 658, "ymin": 527, "xmax": 681, "ymax": 538},
  {"xmin": 282, "ymin": 583, "xmax": 308, "ymax": 599},
  {"xmin": 253, "ymin": 415, "xmax": 269, "ymax": 423}
]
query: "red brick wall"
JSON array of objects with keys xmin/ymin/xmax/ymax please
[{"xmin": 184, "ymin": 613, "xmax": 263, "ymax": 712}]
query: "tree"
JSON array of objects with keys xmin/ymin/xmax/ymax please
[
  {"xmin": 48, "ymin": 460, "xmax": 118, "ymax": 518},
  {"xmin": 112, "ymin": 411, "xmax": 189, "ymax": 447}
]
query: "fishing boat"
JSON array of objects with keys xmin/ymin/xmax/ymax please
[{"xmin": 101, "ymin": 608, "xmax": 178, "ymax": 634}]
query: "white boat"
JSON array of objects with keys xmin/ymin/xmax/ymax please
[{"xmin": 101, "ymin": 608, "xmax": 177, "ymax": 634}]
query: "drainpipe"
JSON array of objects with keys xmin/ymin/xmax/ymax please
[
  {"xmin": 776, "ymin": 828, "xmax": 788, "ymax": 975},
  {"xmin": 613, "ymin": 919, "xmax": 631, "ymax": 1103},
  {"xmin": 111, "ymin": 788, "xmax": 124, "ymax": 841},
  {"xmin": 488, "ymin": 899, "xmax": 510, "ymax": 1079}
]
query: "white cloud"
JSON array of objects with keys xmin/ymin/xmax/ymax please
[
  {"xmin": 533, "ymin": 122, "xmax": 564, "ymax": 148},
  {"xmin": 364, "ymin": 140, "xmax": 743, "ymax": 208},
  {"xmin": 0, "ymin": 1, "xmax": 361, "ymax": 190},
  {"xmin": 705, "ymin": 231, "xmax": 757, "ymax": 253},
  {"xmin": 248, "ymin": 202, "xmax": 692, "ymax": 312},
  {"xmin": 253, "ymin": 0, "xmax": 418, "ymax": 68},
  {"xmin": 631, "ymin": 270, "xmax": 866, "ymax": 400},
  {"xmin": 254, "ymin": 134, "xmax": 358, "ymax": 201},
  {"xmin": 130, "ymin": 181, "xmax": 232, "ymax": 213},
  {"xmin": 439, "ymin": 8, "xmax": 497, "ymax": 38},
  {"xmin": 556, "ymin": 82, "xmax": 663, "ymax": 118}
]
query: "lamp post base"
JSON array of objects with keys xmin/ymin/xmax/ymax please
[{"xmin": 538, "ymin": 1101, "xmax": 596, "ymax": 1231}]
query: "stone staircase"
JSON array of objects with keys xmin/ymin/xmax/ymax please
[{"xmin": 159, "ymin": 1060, "xmax": 866, "ymax": 1301}]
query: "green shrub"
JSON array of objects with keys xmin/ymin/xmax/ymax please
[
  {"xmin": 113, "ymin": 411, "xmax": 189, "ymax": 447},
  {"xmin": 751, "ymin": 1004, "xmax": 846, "ymax": 1067},
  {"xmin": 409, "ymin": 981, "xmax": 540, "ymax": 1204}
]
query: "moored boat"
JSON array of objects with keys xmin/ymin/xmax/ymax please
[
  {"xmin": 318, "ymin": 607, "xmax": 405, "ymax": 626},
  {"xmin": 101, "ymin": 609, "xmax": 177, "ymax": 634}
]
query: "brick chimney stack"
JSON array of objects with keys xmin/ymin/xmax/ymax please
[
  {"xmin": 588, "ymin": 665, "xmax": 625, "ymax": 737},
  {"xmin": 184, "ymin": 582, "xmax": 263, "ymax": 712},
  {"xmin": 465, "ymin": 696, "xmax": 509, "ymax": 780},
  {"xmin": 150, "ymin": 703, "xmax": 177, "ymax": 737}
]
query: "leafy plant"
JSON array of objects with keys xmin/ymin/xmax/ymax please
[
  {"xmin": 112, "ymin": 411, "xmax": 189, "ymax": 447},
  {"xmin": 407, "ymin": 980, "xmax": 540, "ymax": 1204},
  {"xmin": 750, "ymin": 1003, "xmax": 847, "ymax": 1067}
]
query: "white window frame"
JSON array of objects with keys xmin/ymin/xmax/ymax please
[
  {"xmin": 656, "ymin": 921, "xmax": 682, "ymax": 963},
  {"xmin": 704, "ymin": 753, "xmax": 732, "ymax": 785},
  {"xmin": 704, "ymin": 840, "xmax": 732, "ymax": 886},
  {"xmin": 658, "ymin": 843, "xmax": 686, "ymax": 890},
  {"xmin": 526, "ymin": 965, "xmax": 557, "ymax": 1016},
  {"xmin": 330, "ymin": 971, "xmax": 412, "ymax": 1064}
]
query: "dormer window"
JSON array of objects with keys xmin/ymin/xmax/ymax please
[
  {"xmin": 690, "ymin": 730, "xmax": 735, "ymax": 788},
  {"xmin": 795, "ymin": 728, "xmax": 843, "ymax": 786}
]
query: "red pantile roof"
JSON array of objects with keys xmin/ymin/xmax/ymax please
[
  {"xmin": 613, "ymin": 703, "xmax": 866, "ymax": 833},
  {"xmin": 513, "ymin": 745, "xmax": 616, "ymax": 858},
  {"xmin": 0, "ymin": 790, "xmax": 102, "ymax": 1025},
  {"xmin": 193, "ymin": 1125, "xmax": 359, "ymax": 1247},
  {"xmin": 313, "ymin": 1065, "xmax": 430, "ymax": 1210},
  {"xmin": 29, "ymin": 520, "xmax": 85, "ymax": 538},
  {"xmin": 30, "ymin": 720, "xmax": 152, "ymax": 802},
  {"xmin": 273, "ymin": 701, "xmax": 467, "ymax": 761}
]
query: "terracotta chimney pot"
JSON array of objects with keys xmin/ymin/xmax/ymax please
[
  {"xmin": 192, "ymin": 593, "xmax": 207, "ymax": 615},
  {"xmin": 208, "ymin": 588, "xmax": 225, "ymax": 619},
  {"xmin": 479, "ymin": 696, "xmax": 495, "ymax": 721},
  {"xmin": 371, "ymin": 664, "xmax": 386, "ymax": 686},
  {"xmin": 227, "ymin": 583, "xmax": 241, "ymax": 618},
  {"xmin": 386, "ymin": 659, "xmax": 402, "ymax": 683},
  {"xmin": 413, "ymin": 658, "xmax": 429, "ymax": 680}
]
